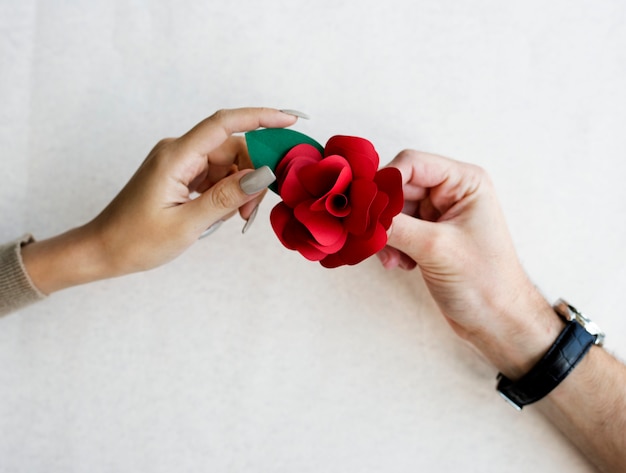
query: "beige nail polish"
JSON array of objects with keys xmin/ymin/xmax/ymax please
[
  {"xmin": 198, "ymin": 220, "xmax": 223, "ymax": 239},
  {"xmin": 242, "ymin": 205, "xmax": 259, "ymax": 234},
  {"xmin": 240, "ymin": 166, "xmax": 276, "ymax": 195},
  {"xmin": 279, "ymin": 109, "xmax": 310, "ymax": 120}
]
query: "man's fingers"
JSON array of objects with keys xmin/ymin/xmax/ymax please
[
  {"xmin": 179, "ymin": 108, "xmax": 298, "ymax": 157},
  {"xmin": 388, "ymin": 150, "xmax": 453, "ymax": 190},
  {"xmin": 377, "ymin": 246, "xmax": 417, "ymax": 270},
  {"xmin": 387, "ymin": 149, "xmax": 486, "ymax": 218}
]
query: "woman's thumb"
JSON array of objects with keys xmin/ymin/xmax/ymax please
[{"xmin": 191, "ymin": 166, "xmax": 276, "ymax": 224}]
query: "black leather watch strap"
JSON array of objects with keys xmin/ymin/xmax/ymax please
[{"xmin": 496, "ymin": 320, "xmax": 595, "ymax": 410}]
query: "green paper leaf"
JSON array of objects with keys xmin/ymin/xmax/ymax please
[{"xmin": 245, "ymin": 128, "xmax": 324, "ymax": 193}]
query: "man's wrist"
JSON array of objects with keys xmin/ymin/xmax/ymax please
[{"xmin": 474, "ymin": 286, "xmax": 566, "ymax": 380}]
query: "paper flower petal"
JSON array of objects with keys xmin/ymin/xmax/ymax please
[
  {"xmin": 294, "ymin": 201, "xmax": 346, "ymax": 247},
  {"xmin": 258, "ymin": 133, "xmax": 404, "ymax": 268},
  {"xmin": 343, "ymin": 179, "xmax": 378, "ymax": 235},
  {"xmin": 298, "ymin": 154, "xmax": 352, "ymax": 197},
  {"xmin": 270, "ymin": 203, "xmax": 327, "ymax": 261},
  {"xmin": 325, "ymin": 135, "xmax": 379, "ymax": 180},
  {"xmin": 309, "ymin": 228, "xmax": 348, "ymax": 255},
  {"xmin": 373, "ymin": 167, "xmax": 404, "ymax": 228},
  {"xmin": 322, "ymin": 193, "xmax": 351, "ymax": 217},
  {"xmin": 341, "ymin": 222, "xmax": 388, "ymax": 264},
  {"xmin": 276, "ymin": 143, "xmax": 322, "ymax": 182},
  {"xmin": 246, "ymin": 129, "xmax": 323, "ymax": 193},
  {"xmin": 362, "ymin": 191, "xmax": 389, "ymax": 239},
  {"xmin": 278, "ymin": 147, "xmax": 321, "ymax": 207},
  {"xmin": 320, "ymin": 222, "xmax": 387, "ymax": 268}
]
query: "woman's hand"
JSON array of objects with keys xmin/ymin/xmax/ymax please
[{"xmin": 22, "ymin": 107, "xmax": 298, "ymax": 294}]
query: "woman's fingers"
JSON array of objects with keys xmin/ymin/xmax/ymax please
[
  {"xmin": 183, "ymin": 167, "xmax": 276, "ymax": 235},
  {"xmin": 178, "ymin": 108, "xmax": 298, "ymax": 158}
]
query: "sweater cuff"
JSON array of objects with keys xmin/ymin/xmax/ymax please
[{"xmin": 0, "ymin": 235, "xmax": 46, "ymax": 317}]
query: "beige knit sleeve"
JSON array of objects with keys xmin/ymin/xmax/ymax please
[{"xmin": 0, "ymin": 235, "xmax": 46, "ymax": 316}]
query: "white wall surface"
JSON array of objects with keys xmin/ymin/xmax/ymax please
[{"xmin": 1, "ymin": 1, "xmax": 625, "ymax": 472}]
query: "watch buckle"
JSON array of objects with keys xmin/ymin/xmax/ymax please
[{"xmin": 498, "ymin": 391, "xmax": 523, "ymax": 411}]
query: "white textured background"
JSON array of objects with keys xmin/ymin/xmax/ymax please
[{"xmin": 1, "ymin": 1, "xmax": 625, "ymax": 472}]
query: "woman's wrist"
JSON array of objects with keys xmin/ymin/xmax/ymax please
[{"xmin": 21, "ymin": 224, "xmax": 110, "ymax": 295}]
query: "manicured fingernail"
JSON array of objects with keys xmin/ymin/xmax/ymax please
[
  {"xmin": 242, "ymin": 205, "xmax": 259, "ymax": 234},
  {"xmin": 198, "ymin": 220, "xmax": 223, "ymax": 239},
  {"xmin": 240, "ymin": 166, "xmax": 276, "ymax": 195},
  {"xmin": 279, "ymin": 109, "xmax": 310, "ymax": 120}
]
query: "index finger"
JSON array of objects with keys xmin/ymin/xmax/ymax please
[
  {"xmin": 178, "ymin": 107, "xmax": 298, "ymax": 157},
  {"xmin": 386, "ymin": 150, "xmax": 454, "ymax": 200}
]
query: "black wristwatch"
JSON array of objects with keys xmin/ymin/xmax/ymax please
[{"xmin": 496, "ymin": 299, "xmax": 605, "ymax": 410}]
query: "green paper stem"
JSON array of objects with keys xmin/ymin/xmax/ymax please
[{"xmin": 245, "ymin": 128, "xmax": 323, "ymax": 193}]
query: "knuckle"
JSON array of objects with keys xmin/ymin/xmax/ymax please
[
  {"xmin": 395, "ymin": 149, "xmax": 417, "ymax": 164},
  {"xmin": 465, "ymin": 163, "xmax": 494, "ymax": 189},
  {"xmin": 157, "ymin": 137, "xmax": 175, "ymax": 146},
  {"xmin": 468, "ymin": 163, "xmax": 487, "ymax": 178},
  {"xmin": 210, "ymin": 108, "xmax": 228, "ymax": 121},
  {"xmin": 144, "ymin": 138, "xmax": 176, "ymax": 166},
  {"xmin": 210, "ymin": 181, "xmax": 239, "ymax": 209},
  {"xmin": 419, "ymin": 226, "xmax": 451, "ymax": 258},
  {"xmin": 425, "ymin": 228, "xmax": 450, "ymax": 255},
  {"xmin": 154, "ymin": 137, "xmax": 175, "ymax": 151}
]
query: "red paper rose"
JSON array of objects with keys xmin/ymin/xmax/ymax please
[{"xmin": 270, "ymin": 135, "xmax": 403, "ymax": 268}]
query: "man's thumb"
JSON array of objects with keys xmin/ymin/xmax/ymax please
[{"xmin": 387, "ymin": 213, "xmax": 440, "ymax": 263}]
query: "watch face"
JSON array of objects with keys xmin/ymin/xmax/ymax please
[{"xmin": 553, "ymin": 299, "xmax": 605, "ymax": 346}]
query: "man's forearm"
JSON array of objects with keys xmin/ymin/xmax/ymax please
[
  {"xmin": 538, "ymin": 346, "xmax": 626, "ymax": 473},
  {"xmin": 468, "ymin": 288, "xmax": 626, "ymax": 473}
]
